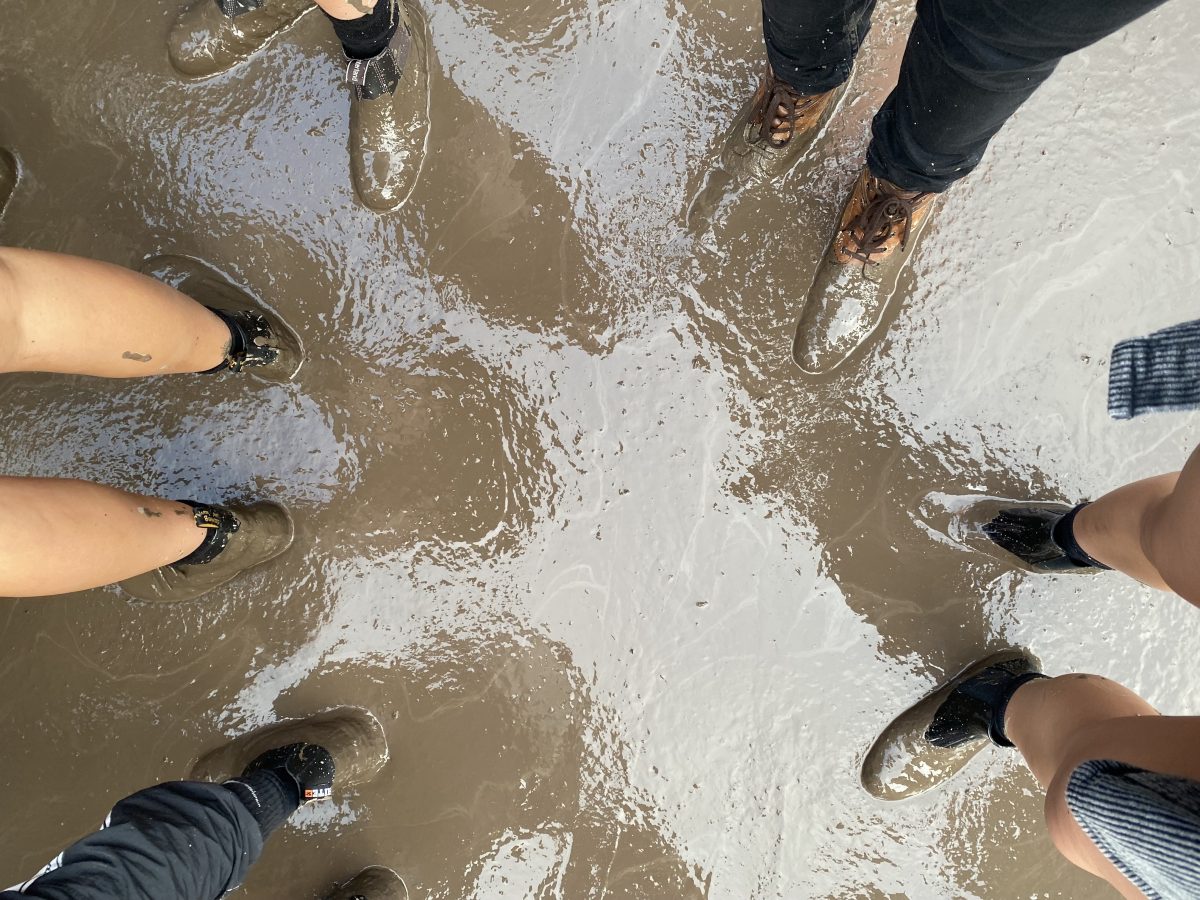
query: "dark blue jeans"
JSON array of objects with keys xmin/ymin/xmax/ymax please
[{"xmin": 762, "ymin": 0, "xmax": 1169, "ymax": 191}]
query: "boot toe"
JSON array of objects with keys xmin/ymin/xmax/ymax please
[
  {"xmin": 325, "ymin": 866, "xmax": 409, "ymax": 900},
  {"xmin": 792, "ymin": 259, "xmax": 888, "ymax": 376}
]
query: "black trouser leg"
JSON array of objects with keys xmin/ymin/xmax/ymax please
[
  {"xmin": 760, "ymin": 0, "xmax": 876, "ymax": 94},
  {"xmin": 867, "ymin": 0, "xmax": 1170, "ymax": 192}
]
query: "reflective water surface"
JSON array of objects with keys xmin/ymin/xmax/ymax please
[{"xmin": 1, "ymin": 0, "xmax": 1198, "ymax": 896}]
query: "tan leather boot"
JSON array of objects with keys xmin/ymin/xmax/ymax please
[
  {"xmin": 793, "ymin": 167, "xmax": 938, "ymax": 375},
  {"xmin": 169, "ymin": 0, "xmax": 315, "ymax": 79},
  {"xmin": 346, "ymin": 0, "xmax": 431, "ymax": 212}
]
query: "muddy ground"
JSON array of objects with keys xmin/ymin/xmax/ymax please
[{"xmin": 1, "ymin": 0, "xmax": 1198, "ymax": 897}]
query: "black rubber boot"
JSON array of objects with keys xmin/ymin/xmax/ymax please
[
  {"xmin": 982, "ymin": 502, "xmax": 1110, "ymax": 572},
  {"xmin": 925, "ymin": 655, "xmax": 1047, "ymax": 748},
  {"xmin": 190, "ymin": 707, "xmax": 389, "ymax": 794},
  {"xmin": 118, "ymin": 500, "xmax": 293, "ymax": 603},
  {"xmin": 242, "ymin": 742, "xmax": 336, "ymax": 804},
  {"xmin": 140, "ymin": 254, "xmax": 304, "ymax": 383},
  {"xmin": 860, "ymin": 649, "xmax": 1045, "ymax": 800},
  {"xmin": 0, "ymin": 149, "xmax": 17, "ymax": 218}
]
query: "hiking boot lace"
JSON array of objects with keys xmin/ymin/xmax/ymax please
[
  {"xmin": 750, "ymin": 78, "xmax": 827, "ymax": 149},
  {"xmin": 842, "ymin": 181, "xmax": 929, "ymax": 267}
]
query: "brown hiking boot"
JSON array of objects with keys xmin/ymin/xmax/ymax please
[
  {"xmin": 346, "ymin": 0, "xmax": 431, "ymax": 212},
  {"xmin": 687, "ymin": 68, "xmax": 843, "ymax": 230},
  {"xmin": 792, "ymin": 167, "xmax": 937, "ymax": 375},
  {"xmin": 0, "ymin": 149, "xmax": 17, "ymax": 217},
  {"xmin": 169, "ymin": 0, "xmax": 314, "ymax": 79},
  {"xmin": 325, "ymin": 866, "xmax": 410, "ymax": 900},
  {"xmin": 119, "ymin": 501, "xmax": 294, "ymax": 603},
  {"xmin": 191, "ymin": 706, "xmax": 389, "ymax": 792}
]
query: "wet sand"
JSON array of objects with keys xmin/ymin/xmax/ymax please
[{"xmin": 1, "ymin": 0, "xmax": 1199, "ymax": 897}]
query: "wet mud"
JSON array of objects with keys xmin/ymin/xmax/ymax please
[{"xmin": 1, "ymin": 0, "xmax": 1199, "ymax": 897}]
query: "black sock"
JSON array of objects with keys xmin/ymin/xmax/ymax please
[
  {"xmin": 327, "ymin": 1, "xmax": 397, "ymax": 60},
  {"xmin": 224, "ymin": 769, "xmax": 301, "ymax": 839},
  {"xmin": 1051, "ymin": 503, "xmax": 1112, "ymax": 570}
]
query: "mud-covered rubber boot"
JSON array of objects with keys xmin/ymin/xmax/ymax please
[
  {"xmin": 793, "ymin": 168, "xmax": 937, "ymax": 376},
  {"xmin": 140, "ymin": 254, "xmax": 304, "ymax": 383},
  {"xmin": 169, "ymin": 0, "xmax": 316, "ymax": 79},
  {"xmin": 119, "ymin": 501, "xmax": 294, "ymax": 603},
  {"xmin": 191, "ymin": 707, "xmax": 389, "ymax": 792},
  {"xmin": 346, "ymin": 0, "xmax": 431, "ymax": 212},
  {"xmin": 982, "ymin": 501, "xmax": 1110, "ymax": 573},
  {"xmin": 860, "ymin": 649, "xmax": 1045, "ymax": 800},
  {"xmin": 0, "ymin": 149, "xmax": 17, "ymax": 218},
  {"xmin": 325, "ymin": 866, "xmax": 410, "ymax": 900}
]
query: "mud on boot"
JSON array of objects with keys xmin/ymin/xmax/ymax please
[
  {"xmin": 141, "ymin": 254, "xmax": 304, "ymax": 382},
  {"xmin": 190, "ymin": 707, "xmax": 389, "ymax": 792},
  {"xmin": 325, "ymin": 866, "xmax": 409, "ymax": 900},
  {"xmin": 169, "ymin": 0, "xmax": 315, "ymax": 79},
  {"xmin": 345, "ymin": 0, "xmax": 431, "ymax": 212},
  {"xmin": 914, "ymin": 493, "xmax": 1109, "ymax": 574},
  {"xmin": 119, "ymin": 500, "xmax": 294, "ymax": 603},
  {"xmin": 793, "ymin": 168, "xmax": 937, "ymax": 376},
  {"xmin": 860, "ymin": 649, "xmax": 1044, "ymax": 801}
]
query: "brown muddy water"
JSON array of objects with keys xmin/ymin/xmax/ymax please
[{"xmin": 1, "ymin": 1, "xmax": 1199, "ymax": 897}]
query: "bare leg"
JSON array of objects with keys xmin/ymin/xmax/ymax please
[
  {"xmin": 1073, "ymin": 443, "xmax": 1200, "ymax": 606},
  {"xmin": 312, "ymin": 0, "xmax": 378, "ymax": 19},
  {"xmin": 1005, "ymin": 675, "xmax": 1200, "ymax": 899},
  {"xmin": 0, "ymin": 248, "xmax": 230, "ymax": 377},
  {"xmin": 0, "ymin": 477, "xmax": 205, "ymax": 597}
]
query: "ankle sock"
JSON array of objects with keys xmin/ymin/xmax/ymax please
[
  {"xmin": 223, "ymin": 768, "xmax": 301, "ymax": 839},
  {"xmin": 1051, "ymin": 503, "xmax": 1112, "ymax": 570},
  {"xmin": 200, "ymin": 307, "xmax": 247, "ymax": 375},
  {"xmin": 327, "ymin": 1, "xmax": 397, "ymax": 60},
  {"xmin": 173, "ymin": 502, "xmax": 239, "ymax": 566}
]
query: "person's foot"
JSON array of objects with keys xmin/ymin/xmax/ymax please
[
  {"xmin": 140, "ymin": 254, "xmax": 304, "ymax": 382},
  {"xmin": 191, "ymin": 707, "xmax": 389, "ymax": 792},
  {"xmin": 792, "ymin": 168, "xmax": 937, "ymax": 375},
  {"xmin": 346, "ymin": 0, "xmax": 431, "ymax": 212},
  {"xmin": 0, "ymin": 149, "xmax": 17, "ymax": 218},
  {"xmin": 325, "ymin": 866, "xmax": 410, "ymax": 900},
  {"xmin": 860, "ymin": 650, "xmax": 1045, "ymax": 800},
  {"xmin": 119, "ymin": 500, "xmax": 294, "ymax": 603},
  {"xmin": 169, "ymin": 0, "xmax": 315, "ymax": 79}
]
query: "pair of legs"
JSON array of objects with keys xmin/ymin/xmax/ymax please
[
  {"xmin": 0, "ymin": 248, "xmax": 297, "ymax": 599},
  {"xmin": 744, "ymin": 0, "xmax": 1169, "ymax": 373},
  {"xmin": 1, "ymin": 708, "xmax": 406, "ymax": 900}
]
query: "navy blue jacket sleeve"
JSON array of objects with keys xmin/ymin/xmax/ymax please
[{"xmin": 1, "ymin": 781, "xmax": 263, "ymax": 900}]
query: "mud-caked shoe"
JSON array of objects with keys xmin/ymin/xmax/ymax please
[
  {"xmin": 326, "ymin": 866, "xmax": 410, "ymax": 900},
  {"xmin": 0, "ymin": 149, "xmax": 17, "ymax": 217},
  {"xmin": 861, "ymin": 650, "xmax": 1045, "ymax": 801},
  {"xmin": 190, "ymin": 707, "xmax": 389, "ymax": 792},
  {"xmin": 169, "ymin": 0, "xmax": 315, "ymax": 79},
  {"xmin": 346, "ymin": 0, "xmax": 431, "ymax": 212},
  {"xmin": 141, "ymin": 254, "xmax": 304, "ymax": 382},
  {"xmin": 793, "ymin": 168, "xmax": 937, "ymax": 375},
  {"xmin": 119, "ymin": 500, "xmax": 294, "ymax": 603}
]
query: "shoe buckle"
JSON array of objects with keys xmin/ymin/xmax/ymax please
[{"xmin": 344, "ymin": 26, "xmax": 411, "ymax": 100}]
